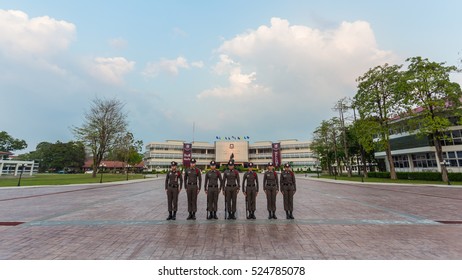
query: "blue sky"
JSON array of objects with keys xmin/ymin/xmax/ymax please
[{"xmin": 1, "ymin": 0, "xmax": 462, "ymax": 153}]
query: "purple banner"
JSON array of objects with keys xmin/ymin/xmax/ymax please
[
  {"xmin": 183, "ymin": 143, "xmax": 192, "ymax": 167},
  {"xmin": 272, "ymin": 142, "xmax": 281, "ymax": 167}
]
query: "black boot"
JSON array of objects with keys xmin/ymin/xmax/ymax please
[
  {"xmin": 247, "ymin": 212, "xmax": 251, "ymax": 219},
  {"xmin": 166, "ymin": 211, "xmax": 172, "ymax": 220},
  {"xmin": 268, "ymin": 211, "xmax": 273, "ymax": 219},
  {"xmin": 227, "ymin": 211, "xmax": 232, "ymax": 220},
  {"xmin": 252, "ymin": 211, "xmax": 256, "ymax": 219},
  {"xmin": 172, "ymin": 211, "xmax": 177, "ymax": 220},
  {"xmin": 290, "ymin": 211, "xmax": 294, "ymax": 219},
  {"xmin": 272, "ymin": 211, "xmax": 278, "ymax": 219},
  {"xmin": 231, "ymin": 212, "xmax": 236, "ymax": 220},
  {"xmin": 286, "ymin": 211, "xmax": 290, "ymax": 219},
  {"xmin": 187, "ymin": 212, "xmax": 192, "ymax": 220},
  {"xmin": 207, "ymin": 211, "xmax": 212, "ymax": 220},
  {"xmin": 192, "ymin": 212, "xmax": 196, "ymax": 220},
  {"xmin": 213, "ymin": 211, "xmax": 218, "ymax": 219}
]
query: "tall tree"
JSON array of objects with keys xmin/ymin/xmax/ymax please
[
  {"xmin": 354, "ymin": 63, "xmax": 404, "ymax": 179},
  {"xmin": 72, "ymin": 97, "xmax": 128, "ymax": 177},
  {"xmin": 333, "ymin": 97, "xmax": 352, "ymax": 177},
  {"xmin": 0, "ymin": 131, "xmax": 27, "ymax": 155},
  {"xmin": 19, "ymin": 141, "xmax": 86, "ymax": 172},
  {"xmin": 310, "ymin": 118, "xmax": 342, "ymax": 175},
  {"xmin": 403, "ymin": 56, "xmax": 462, "ymax": 183}
]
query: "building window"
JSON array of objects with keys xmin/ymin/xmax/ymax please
[
  {"xmin": 392, "ymin": 155, "xmax": 409, "ymax": 168},
  {"xmin": 443, "ymin": 151, "xmax": 462, "ymax": 167},
  {"xmin": 411, "ymin": 153, "xmax": 437, "ymax": 168}
]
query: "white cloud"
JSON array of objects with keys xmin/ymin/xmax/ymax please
[
  {"xmin": 198, "ymin": 55, "xmax": 269, "ymax": 99},
  {"xmin": 191, "ymin": 61, "xmax": 204, "ymax": 68},
  {"xmin": 0, "ymin": 9, "xmax": 75, "ymax": 57},
  {"xmin": 143, "ymin": 56, "xmax": 202, "ymax": 77},
  {"xmin": 109, "ymin": 37, "xmax": 128, "ymax": 49},
  {"xmin": 195, "ymin": 17, "xmax": 398, "ymax": 136},
  {"xmin": 88, "ymin": 57, "xmax": 135, "ymax": 85}
]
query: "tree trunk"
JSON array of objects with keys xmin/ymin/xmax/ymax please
[
  {"xmin": 361, "ymin": 147, "xmax": 368, "ymax": 178},
  {"xmin": 385, "ymin": 142, "xmax": 397, "ymax": 180},
  {"xmin": 434, "ymin": 136, "xmax": 449, "ymax": 183}
]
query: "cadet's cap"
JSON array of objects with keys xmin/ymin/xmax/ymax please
[
  {"xmin": 191, "ymin": 158, "xmax": 197, "ymax": 164},
  {"xmin": 284, "ymin": 163, "xmax": 291, "ymax": 168},
  {"xmin": 210, "ymin": 160, "xmax": 216, "ymax": 166},
  {"xmin": 171, "ymin": 161, "xmax": 178, "ymax": 166},
  {"xmin": 228, "ymin": 160, "xmax": 235, "ymax": 165},
  {"xmin": 248, "ymin": 162, "xmax": 254, "ymax": 167},
  {"xmin": 267, "ymin": 162, "xmax": 274, "ymax": 167}
]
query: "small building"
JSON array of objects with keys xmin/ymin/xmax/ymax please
[{"xmin": 0, "ymin": 151, "xmax": 37, "ymax": 176}]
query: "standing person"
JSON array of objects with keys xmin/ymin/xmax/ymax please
[
  {"xmin": 280, "ymin": 163, "xmax": 296, "ymax": 219},
  {"xmin": 184, "ymin": 158, "xmax": 202, "ymax": 220},
  {"xmin": 242, "ymin": 162, "xmax": 259, "ymax": 219},
  {"xmin": 165, "ymin": 161, "xmax": 183, "ymax": 220},
  {"xmin": 222, "ymin": 160, "xmax": 240, "ymax": 220},
  {"xmin": 263, "ymin": 162, "xmax": 279, "ymax": 219},
  {"xmin": 204, "ymin": 160, "xmax": 222, "ymax": 219}
]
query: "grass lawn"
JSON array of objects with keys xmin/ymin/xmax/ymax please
[
  {"xmin": 318, "ymin": 175, "xmax": 460, "ymax": 185},
  {"xmin": 0, "ymin": 173, "xmax": 146, "ymax": 187}
]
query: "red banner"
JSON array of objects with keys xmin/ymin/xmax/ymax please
[
  {"xmin": 183, "ymin": 143, "xmax": 192, "ymax": 167},
  {"xmin": 272, "ymin": 142, "xmax": 281, "ymax": 167}
]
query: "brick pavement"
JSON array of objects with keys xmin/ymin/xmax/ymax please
[{"xmin": 0, "ymin": 175, "xmax": 461, "ymax": 259}]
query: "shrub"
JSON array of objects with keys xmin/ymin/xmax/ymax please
[{"xmin": 368, "ymin": 172, "xmax": 390, "ymax": 178}]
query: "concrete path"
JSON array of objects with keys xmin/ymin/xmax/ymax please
[{"xmin": 1, "ymin": 175, "xmax": 461, "ymax": 259}]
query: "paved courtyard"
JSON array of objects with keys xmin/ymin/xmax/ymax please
[{"xmin": 0, "ymin": 175, "xmax": 461, "ymax": 259}]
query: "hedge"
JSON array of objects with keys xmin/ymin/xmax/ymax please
[{"xmin": 368, "ymin": 171, "xmax": 462, "ymax": 181}]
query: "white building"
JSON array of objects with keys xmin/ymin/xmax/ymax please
[
  {"xmin": 0, "ymin": 159, "xmax": 37, "ymax": 176},
  {"xmin": 375, "ymin": 125, "xmax": 462, "ymax": 173},
  {"xmin": 145, "ymin": 139, "xmax": 316, "ymax": 171}
]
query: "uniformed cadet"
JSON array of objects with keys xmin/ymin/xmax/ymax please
[
  {"xmin": 165, "ymin": 161, "xmax": 183, "ymax": 220},
  {"xmin": 242, "ymin": 162, "xmax": 259, "ymax": 219},
  {"xmin": 184, "ymin": 158, "xmax": 202, "ymax": 220},
  {"xmin": 222, "ymin": 160, "xmax": 240, "ymax": 220},
  {"xmin": 280, "ymin": 163, "xmax": 296, "ymax": 219},
  {"xmin": 204, "ymin": 160, "xmax": 222, "ymax": 219},
  {"xmin": 263, "ymin": 162, "xmax": 279, "ymax": 219}
]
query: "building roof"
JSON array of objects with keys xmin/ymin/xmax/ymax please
[{"xmin": 83, "ymin": 160, "xmax": 145, "ymax": 169}]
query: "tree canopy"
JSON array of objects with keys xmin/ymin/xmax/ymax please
[
  {"xmin": 72, "ymin": 97, "xmax": 129, "ymax": 177},
  {"xmin": 0, "ymin": 131, "xmax": 27, "ymax": 154}
]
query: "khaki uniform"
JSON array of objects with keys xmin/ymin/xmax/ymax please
[
  {"xmin": 204, "ymin": 169, "xmax": 222, "ymax": 218},
  {"xmin": 280, "ymin": 170, "xmax": 296, "ymax": 219},
  {"xmin": 223, "ymin": 168, "xmax": 240, "ymax": 219},
  {"xmin": 184, "ymin": 167, "xmax": 202, "ymax": 218},
  {"xmin": 263, "ymin": 170, "xmax": 279, "ymax": 219},
  {"xmin": 165, "ymin": 169, "xmax": 183, "ymax": 219},
  {"xmin": 242, "ymin": 171, "xmax": 259, "ymax": 217}
]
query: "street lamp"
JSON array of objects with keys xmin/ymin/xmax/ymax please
[
  {"xmin": 440, "ymin": 160, "xmax": 451, "ymax": 185},
  {"xmin": 17, "ymin": 164, "xmax": 25, "ymax": 186},
  {"xmin": 332, "ymin": 163, "xmax": 337, "ymax": 180},
  {"xmin": 315, "ymin": 161, "xmax": 321, "ymax": 178},
  {"xmin": 99, "ymin": 162, "xmax": 106, "ymax": 183}
]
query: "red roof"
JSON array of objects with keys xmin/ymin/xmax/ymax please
[{"xmin": 83, "ymin": 160, "xmax": 145, "ymax": 168}]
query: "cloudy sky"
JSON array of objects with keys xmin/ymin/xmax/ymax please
[{"xmin": 1, "ymin": 0, "xmax": 462, "ymax": 153}]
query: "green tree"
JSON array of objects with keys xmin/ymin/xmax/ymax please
[
  {"xmin": 402, "ymin": 56, "xmax": 462, "ymax": 183},
  {"xmin": 19, "ymin": 141, "xmax": 86, "ymax": 172},
  {"xmin": 350, "ymin": 116, "xmax": 381, "ymax": 177},
  {"xmin": 0, "ymin": 131, "xmax": 27, "ymax": 156},
  {"xmin": 354, "ymin": 63, "xmax": 405, "ymax": 180},
  {"xmin": 107, "ymin": 132, "xmax": 143, "ymax": 174},
  {"xmin": 310, "ymin": 118, "xmax": 342, "ymax": 175},
  {"xmin": 72, "ymin": 97, "xmax": 128, "ymax": 177}
]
